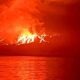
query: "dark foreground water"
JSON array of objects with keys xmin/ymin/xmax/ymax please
[{"xmin": 0, "ymin": 56, "xmax": 79, "ymax": 80}]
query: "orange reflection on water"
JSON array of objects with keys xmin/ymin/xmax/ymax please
[
  {"xmin": 0, "ymin": 56, "xmax": 64, "ymax": 80},
  {"xmin": 0, "ymin": 56, "xmax": 47, "ymax": 80}
]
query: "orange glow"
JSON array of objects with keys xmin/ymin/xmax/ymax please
[{"xmin": 17, "ymin": 28, "xmax": 47, "ymax": 44}]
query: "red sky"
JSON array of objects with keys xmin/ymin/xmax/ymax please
[{"xmin": 0, "ymin": 0, "xmax": 80, "ymax": 43}]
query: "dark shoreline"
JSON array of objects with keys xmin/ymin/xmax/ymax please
[{"xmin": 0, "ymin": 42, "xmax": 79, "ymax": 57}]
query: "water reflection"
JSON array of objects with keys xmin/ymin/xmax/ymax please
[{"xmin": 0, "ymin": 56, "xmax": 65, "ymax": 80}]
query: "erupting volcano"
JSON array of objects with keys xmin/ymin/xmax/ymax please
[
  {"xmin": 0, "ymin": 0, "xmax": 60, "ymax": 45},
  {"xmin": 17, "ymin": 28, "xmax": 47, "ymax": 44},
  {"xmin": 0, "ymin": 0, "xmax": 47, "ymax": 45},
  {"xmin": 0, "ymin": 0, "xmax": 79, "ymax": 56}
]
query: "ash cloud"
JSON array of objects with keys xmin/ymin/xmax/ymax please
[{"xmin": 0, "ymin": 0, "xmax": 80, "ymax": 43}]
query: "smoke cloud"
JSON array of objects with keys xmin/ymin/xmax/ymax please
[{"xmin": 0, "ymin": 0, "xmax": 80, "ymax": 43}]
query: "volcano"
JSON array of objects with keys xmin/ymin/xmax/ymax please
[{"xmin": 0, "ymin": 0, "xmax": 80, "ymax": 56}]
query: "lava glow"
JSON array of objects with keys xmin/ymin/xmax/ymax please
[
  {"xmin": 0, "ymin": 0, "xmax": 65, "ymax": 45},
  {"xmin": 17, "ymin": 29, "xmax": 47, "ymax": 44}
]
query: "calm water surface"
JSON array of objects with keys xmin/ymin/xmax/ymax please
[{"xmin": 0, "ymin": 56, "xmax": 79, "ymax": 80}]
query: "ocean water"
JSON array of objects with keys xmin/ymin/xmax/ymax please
[{"xmin": 0, "ymin": 56, "xmax": 79, "ymax": 80}]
